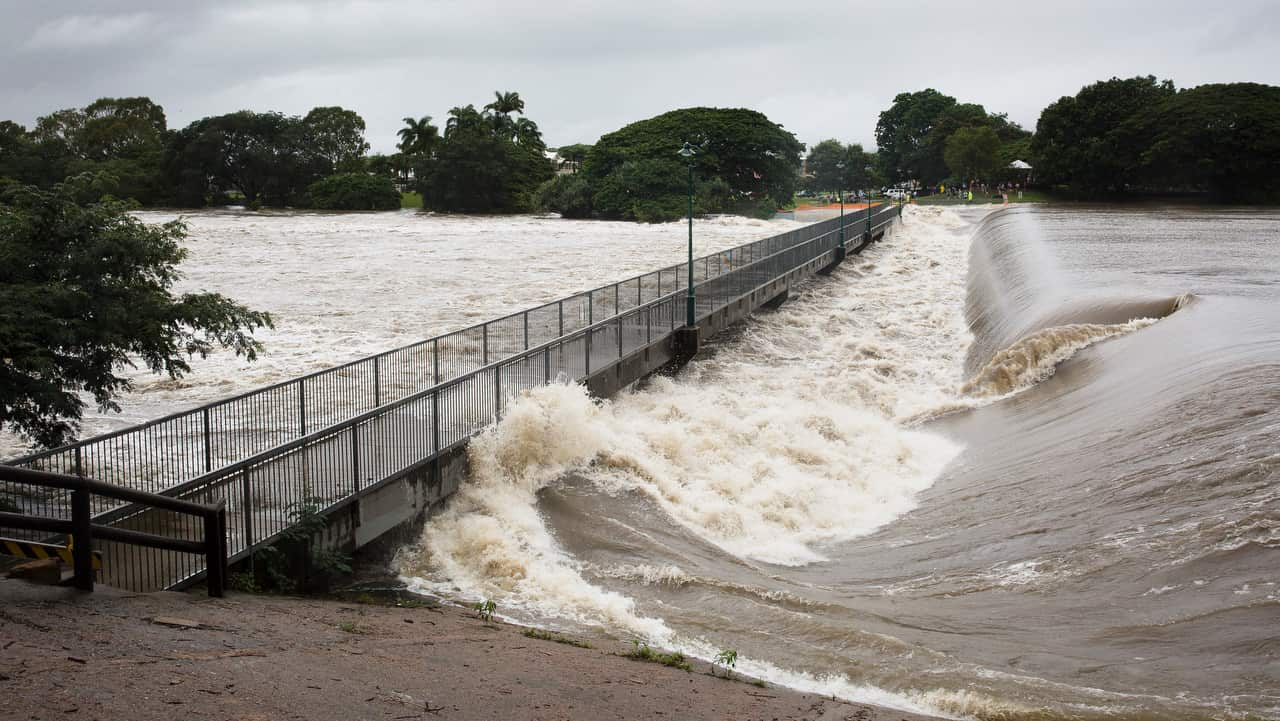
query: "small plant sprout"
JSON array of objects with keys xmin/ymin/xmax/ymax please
[
  {"xmin": 713, "ymin": 648, "xmax": 738, "ymax": 676},
  {"xmin": 473, "ymin": 598, "xmax": 497, "ymax": 622}
]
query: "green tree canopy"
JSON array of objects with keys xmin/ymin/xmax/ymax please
[
  {"xmin": 875, "ymin": 89, "xmax": 958, "ymax": 183},
  {"xmin": 580, "ymin": 107, "xmax": 803, "ymax": 222},
  {"xmin": 1031, "ymin": 75, "xmax": 1177, "ymax": 193},
  {"xmin": 0, "ymin": 177, "xmax": 272, "ymax": 447},
  {"xmin": 303, "ymin": 106, "xmax": 370, "ymax": 174},
  {"xmin": 944, "ymin": 126, "xmax": 1002, "ymax": 182},
  {"xmin": 1126, "ymin": 82, "xmax": 1280, "ymax": 201},
  {"xmin": 875, "ymin": 90, "xmax": 1030, "ymax": 186},
  {"xmin": 165, "ymin": 110, "xmax": 326, "ymax": 207},
  {"xmin": 805, "ymin": 140, "xmax": 873, "ymax": 192},
  {"xmin": 417, "ymin": 96, "xmax": 553, "ymax": 213},
  {"xmin": 307, "ymin": 172, "xmax": 401, "ymax": 210}
]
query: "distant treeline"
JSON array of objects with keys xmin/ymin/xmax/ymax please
[
  {"xmin": 0, "ymin": 92, "xmax": 556, "ymax": 213},
  {"xmin": 3, "ymin": 78, "xmax": 1276, "ymax": 218},
  {"xmin": 874, "ymin": 78, "xmax": 1280, "ymax": 202}
]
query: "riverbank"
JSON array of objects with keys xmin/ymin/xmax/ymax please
[{"xmin": 0, "ymin": 578, "xmax": 942, "ymax": 720}]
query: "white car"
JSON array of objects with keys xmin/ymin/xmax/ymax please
[{"xmin": 885, "ymin": 189, "xmax": 909, "ymax": 200}]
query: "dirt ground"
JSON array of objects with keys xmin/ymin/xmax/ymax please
[{"xmin": 0, "ymin": 578, "xmax": 941, "ymax": 721}]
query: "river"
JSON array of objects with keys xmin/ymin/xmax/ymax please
[{"xmin": 394, "ymin": 204, "xmax": 1280, "ymax": 720}]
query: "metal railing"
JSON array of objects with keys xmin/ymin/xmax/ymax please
[
  {"xmin": 6, "ymin": 211, "xmax": 865, "ymax": 493},
  {"xmin": 1, "ymin": 204, "xmax": 900, "ymax": 592},
  {"xmin": 0, "ymin": 465, "xmax": 227, "ymax": 595}
]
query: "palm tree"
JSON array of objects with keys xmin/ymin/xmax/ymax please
[
  {"xmin": 512, "ymin": 117, "xmax": 544, "ymax": 150},
  {"xmin": 444, "ymin": 105, "xmax": 488, "ymax": 139},
  {"xmin": 484, "ymin": 91, "xmax": 524, "ymax": 117},
  {"xmin": 396, "ymin": 116, "xmax": 438, "ymax": 156}
]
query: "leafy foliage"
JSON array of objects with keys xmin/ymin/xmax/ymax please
[
  {"xmin": 1031, "ymin": 75, "xmax": 1177, "ymax": 193},
  {"xmin": 580, "ymin": 107, "xmax": 802, "ymax": 222},
  {"xmin": 303, "ymin": 106, "xmax": 370, "ymax": 173},
  {"xmin": 944, "ymin": 126, "xmax": 1002, "ymax": 182},
  {"xmin": 414, "ymin": 92, "xmax": 554, "ymax": 213},
  {"xmin": 0, "ymin": 177, "xmax": 272, "ymax": 447},
  {"xmin": 1124, "ymin": 82, "xmax": 1280, "ymax": 201},
  {"xmin": 876, "ymin": 90, "xmax": 1030, "ymax": 185},
  {"xmin": 473, "ymin": 598, "xmax": 497, "ymax": 622},
  {"xmin": 535, "ymin": 173, "xmax": 593, "ymax": 218},
  {"xmin": 307, "ymin": 173, "xmax": 401, "ymax": 210},
  {"xmin": 805, "ymin": 140, "xmax": 874, "ymax": 192}
]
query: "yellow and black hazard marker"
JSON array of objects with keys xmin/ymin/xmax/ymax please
[{"xmin": 1, "ymin": 537, "xmax": 102, "ymax": 570}]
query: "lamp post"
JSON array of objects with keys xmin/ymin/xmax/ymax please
[
  {"xmin": 864, "ymin": 165, "xmax": 874, "ymax": 242},
  {"xmin": 679, "ymin": 142, "xmax": 697, "ymax": 327},
  {"xmin": 835, "ymin": 161, "xmax": 846, "ymax": 252}
]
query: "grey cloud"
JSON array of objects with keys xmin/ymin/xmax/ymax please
[{"xmin": 2, "ymin": 0, "xmax": 1278, "ymax": 152}]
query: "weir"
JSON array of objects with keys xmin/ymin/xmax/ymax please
[{"xmin": 1, "ymin": 204, "xmax": 902, "ymax": 592}]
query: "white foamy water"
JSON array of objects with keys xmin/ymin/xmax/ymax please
[
  {"xmin": 1, "ymin": 209, "xmax": 800, "ymax": 457},
  {"xmin": 399, "ymin": 205, "xmax": 981, "ymax": 714}
]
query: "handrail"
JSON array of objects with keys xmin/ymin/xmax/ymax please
[
  {"xmin": 6, "ymin": 210, "xmax": 863, "ymax": 493},
  {"xmin": 122, "ymin": 204, "xmax": 897, "ymax": 509},
  {"xmin": 1, "ymin": 204, "xmax": 899, "ymax": 593},
  {"xmin": 0, "ymin": 465, "xmax": 227, "ymax": 595}
]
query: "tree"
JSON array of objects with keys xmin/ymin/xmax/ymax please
[
  {"xmin": 164, "ymin": 111, "xmax": 324, "ymax": 207},
  {"xmin": 1031, "ymin": 75, "xmax": 1176, "ymax": 193},
  {"xmin": 805, "ymin": 140, "xmax": 873, "ymax": 194},
  {"xmin": 485, "ymin": 91, "xmax": 525, "ymax": 117},
  {"xmin": 1126, "ymin": 82, "xmax": 1280, "ymax": 201},
  {"xmin": 303, "ymin": 106, "xmax": 369, "ymax": 174},
  {"xmin": 583, "ymin": 107, "xmax": 804, "ymax": 221},
  {"xmin": 417, "ymin": 94, "xmax": 553, "ymax": 213},
  {"xmin": 0, "ymin": 177, "xmax": 272, "ymax": 448},
  {"xmin": 396, "ymin": 116, "xmax": 439, "ymax": 157},
  {"xmin": 944, "ymin": 126, "xmax": 1002, "ymax": 181},
  {"xmin": 875, "ymin": 89, "xmax": 958, "ymax": 183}
]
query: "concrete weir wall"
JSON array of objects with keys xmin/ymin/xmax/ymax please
[{"xmin": 313, "ymin": 224, "xmax": 891, "ymax": 567}]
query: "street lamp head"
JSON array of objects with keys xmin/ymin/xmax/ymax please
[{"xmin": 678, "ymin": 142, "xmax": 697, "ymax": 159}]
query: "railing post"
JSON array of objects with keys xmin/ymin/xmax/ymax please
[
  {"xmin": 202, "ymin": 408, "xmax": 212, "ymax": 472},
  {"xmin": 523, "ymin": 313, "xmax": 529, "ymax": 350},
  {"xmin": 558, "ymin": 300, "xmax": 564, "ymax": 337},
  {"xmin": 204, "ymin": 503, "xmax": 226, "ymax": 598},
  {"xmin": 70, "ymin": 486, "xmax": 93, "ymax": 592},
  {"xmin": 373, "ymin": 356, "xmax": 381, "ymax": 407},
  {"xmin": 432, "ymin": 338, "xmax": 440, "ymax": 386},
  {"xmin": 431, "ymin": 390, "xmax": 441, "ymax": 456},
  {"xmin": 482, "ymin": 324, "xmax": 489, "ymax": 366},
  {"xmin": 584, "ymin": 331, "xmax": 591, "ymax": 376},
  {"xmin": 298, "ymin": 382, "xmax": 307, "ymax": 436},
  {"xmin": 241, "ymin": 468, "xmax": 254, "ymax": 553},
  {"xmin": 588, "ymin": 294, "xmax": 593, "ymax": 324},
  {"xmin": 544, "ymin": 346, "xmax": 551, "ymax": 383},
  {"xmin": 618, "ymin": 316, "xmax": 624, "ymax": 358},
  {"xmin": 351, "ymin": 425, "xmax": 360, "ymax": 494},
  {"xmin": 494, "ymin": 366, "xmax": 502, "ymax": 418}
]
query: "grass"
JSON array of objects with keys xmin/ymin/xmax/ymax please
[
  {"xmin": 621, "ymin": 641, "xmax": 692, "ymax": 671},
  {"xmin": 338, "ymin": 620, "xmax": 363, "ymax": 634},
  {"xmin": 401, "ymin": 191, "xmax": 423, "ymax": 209},
  {"xmin": 521, "ymin": 628, "xmax": 593, "ymax": 649}
]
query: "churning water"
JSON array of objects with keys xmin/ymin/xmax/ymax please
[
  {"xmin": 0, "ymin": 209, "xmax": 796, "ymax": 458},
  {"xmin": 397, "ymin": 204, "xmax": 1280, "ymax": 720}
]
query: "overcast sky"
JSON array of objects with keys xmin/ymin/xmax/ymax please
[{"xmin": 2, "ymin": 1, "xmax": 1277, "ymax": 154}]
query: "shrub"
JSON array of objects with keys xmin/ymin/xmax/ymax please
[{"xmin": 306, "ymin": 172, "xmax": 401, "ymax": 210}]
